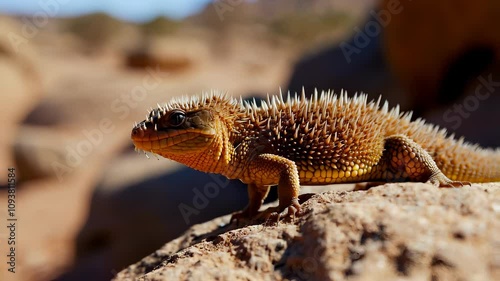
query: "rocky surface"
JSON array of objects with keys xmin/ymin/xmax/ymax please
[{"xmin": 114, "ymin": 183, "xmax": 500, "ymax": 281}]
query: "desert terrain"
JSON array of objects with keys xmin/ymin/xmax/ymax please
[{"xmin": 0, "ymin": 0, "xmax": 499, "ymax": 280}]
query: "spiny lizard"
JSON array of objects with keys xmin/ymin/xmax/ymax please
[{"xmin": 131, "ymin": 90, "xmax": 500, "ymax": 220}]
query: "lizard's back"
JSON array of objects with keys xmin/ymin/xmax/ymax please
[{"xmin": 244, "ymin": 91, "xmax": 500, "ymax": 183}]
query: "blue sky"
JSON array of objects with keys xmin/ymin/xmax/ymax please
[{"xmin": 0, "ymin": 0, "xmax": 214, "ymax": 22}]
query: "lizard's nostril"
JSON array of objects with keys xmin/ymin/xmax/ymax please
[{"xmin": 131, "ymin": 127, "xmax": 144, "ymax": 138}]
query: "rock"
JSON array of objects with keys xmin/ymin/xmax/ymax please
[
  {"xmin": 286, "ymin": 29, "xmax": 407, "ymax": 111},
  {"xmin": 114, "ymin": 183, "xmax": 500, "ymax": 281},
  {"xmin": 13, "ymin": 126, "xmax": 67, "ymax": 181},
  {"xmin": 382, "ymin": 0, "xmax": 500, "ymax": 112},
  {"xmin": 125, "ymin": 49, "xmax": 192, "ymax": 73},
  {"xmin": 62, "ymin": 13, "xmax": 142, "ymax": 54},
  {"xmin": 0, "ymin": 17, "xmax": 41, "ymax": 185},
  {"xmin": 125, "ymin": 36, "xmax": 209, "ymax": 73}
]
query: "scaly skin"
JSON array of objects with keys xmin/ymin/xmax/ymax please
[{"xmin": 131, "ymin": 90, "xmax": 500, "ymax": 221}]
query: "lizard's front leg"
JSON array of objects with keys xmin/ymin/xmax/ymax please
[
  {"xmin": 381, "ymin": 135, "xmax": 470, "ymax": 187},
  {"xmin": 243, "ymin": 153, "xmax": 301, "ymax": 221},
  {"xmin": 230, "ymin": 183, "xmax": 270, "ymax": 222}
]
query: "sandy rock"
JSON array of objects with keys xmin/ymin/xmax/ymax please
[
  {"xmin": 13, "ymin": 126, "xmax": 68, "ymax": 181},
  {"xmin": 125, "ymin": 35, "xmax": 210, "ymax": 73},
  {"xmin": 114, "ymin": 183, "xmax": 500, "ymax": 281},
  {"xmin": 0, "ymin": 17, "xmax": 41, "ymax": 184}
]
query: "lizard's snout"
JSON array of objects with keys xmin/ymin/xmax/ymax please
[
  {"xmin": 131, "ymin": 121, "xmax": 150, "ymax": 140},
  {"xmin": 131, "ymin": 126, "xmax": 144, "ymax": 139},
  {"xmin": 131, "ymin": 120, "xmax": 162, "ymax": 143}
]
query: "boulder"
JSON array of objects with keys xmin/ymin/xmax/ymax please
[{"xmin": 114, "ymin": 183, "xmax": 500, "ymax": 281}]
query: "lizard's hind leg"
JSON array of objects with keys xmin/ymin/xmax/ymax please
[{"xmin": 380, "ymin": 135, "xmax": 470, "ymax": 187}]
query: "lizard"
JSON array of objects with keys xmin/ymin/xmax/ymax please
[{"xmin": 131, "ymin": 90, "xmax": 500, "ymax": 221}]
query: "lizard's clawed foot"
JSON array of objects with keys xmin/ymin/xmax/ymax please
[
  {"xmin": 231, "ymin": 199, "xmax": 301, "ymax": 225},
  {"xmin": 427, "ymin": 172, "xmax": 471, "ymax": 188},
  {"xmin": 230, "ymin": 207, "xmax": 256, "ymax": 224},
  {"xmin": 439, "ymin": 181, "xmax": 471, "ymax": 188},
  {"xmin": 255, "ymin": 199, "xmax": 301, "ymax": 225}
]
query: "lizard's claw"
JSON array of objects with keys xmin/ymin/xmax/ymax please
[
  {"xmin": 255, "ymin": 199, "xmax": 301, "ymax": 225},
  {"xmin": 439, "ymin": 181, "xmax": 471, "ymax": 188},
  {"xmin": 231, "ymin": 199, "xmax": 301, "ymax": 225},
  {"xmin": 230, "ymin": 207, "xmax": 254, "ymax": 224},
  {"xmin": 427, "ymin": 172, "xmax": 471, "ymax": 188}
]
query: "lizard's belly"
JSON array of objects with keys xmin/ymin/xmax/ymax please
[{"xmin": 297, "ymin": 165, "xmax": 375, "ymax": 184}]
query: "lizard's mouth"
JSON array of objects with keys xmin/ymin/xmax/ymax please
[{"xmin": 131, "ymin": 120, "xmax": 215, "ymax": 153}]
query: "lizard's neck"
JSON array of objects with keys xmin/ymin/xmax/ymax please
[
  {"xmin": 201, "ymin": 124, "xmax": 234, "ymax": 175},
  {"xmin": 168, "ymin": 119, "xmax": 236, "ymax": 175}
]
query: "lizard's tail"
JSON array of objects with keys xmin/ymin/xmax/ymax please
[{"xmin": 403, "ymin": 118, "xmax": 500, "ymax": 183}]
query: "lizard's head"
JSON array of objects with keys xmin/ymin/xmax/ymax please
[
  {"xmin": 131, "ymin": 92, "xmax": 245, "ymax": 162},
  {"xmin": 131, "ymin": 107, "xmax": 217, "ymax": 157}
]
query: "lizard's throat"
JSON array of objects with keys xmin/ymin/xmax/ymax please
[{"xmin": 160, "ymin": 133, "xmax": 232, "ymax": 175}]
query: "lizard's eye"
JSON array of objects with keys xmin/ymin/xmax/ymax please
[{"xmin": 168, "ymin": 110, "xmax": 185, "ymax": 127}]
